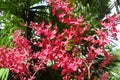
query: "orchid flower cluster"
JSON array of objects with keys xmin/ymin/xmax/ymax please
[{"xmin": 0, "ymin": 0, "xmax": 119, "ymax": 80}]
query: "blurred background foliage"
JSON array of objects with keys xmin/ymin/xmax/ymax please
[
  {"xmin": 108, "ymin": 48, "xmax": 120, "ymax": 80},
  {"xmin": 0, "ymin": 13, "xmax": 22, "ymax": 47},
  {"xmin": 0, "ymin": 0, "xmax": 120, "ymax": 80}
]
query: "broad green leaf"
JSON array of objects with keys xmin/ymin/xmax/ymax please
[{"xmin": 0, "ymin": 68, "xmax": 9, "ymax": 80}]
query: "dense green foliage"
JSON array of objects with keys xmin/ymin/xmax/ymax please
[{"xmin": 108, "ymin": 48, "xmax": 120, "ymax": 80}]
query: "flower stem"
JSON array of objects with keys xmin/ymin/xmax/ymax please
[{"xmin": 84, "ymin": 62, "xmax": 90, "ymax": 80}]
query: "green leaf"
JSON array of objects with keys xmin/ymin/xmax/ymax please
[
  {"xmin": 30, "ymin": 0, "xmax": 42, "ymax": 6},
  {"xmin": 47, "ymin": 60, "xmax": 55, "ymax": 67},
  {"xmin": 0, "ymin": 68, "xmax": 9, "ymax": 80}
]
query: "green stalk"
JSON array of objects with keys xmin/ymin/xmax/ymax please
[{"xmin": 84, "ymin": 62, "xmax": 91, "ymax": 80}]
